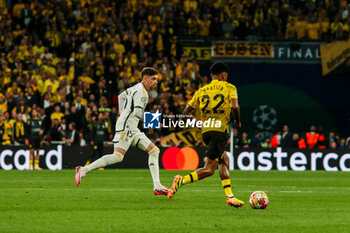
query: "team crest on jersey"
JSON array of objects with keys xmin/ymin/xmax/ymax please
[{"xmin": 143, "ymin": 110, "xmax": 161, "ymax": 129}]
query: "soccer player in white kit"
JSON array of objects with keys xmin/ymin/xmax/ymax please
[{"xmin": 75, "ymin": 67, "xmax": 168, "ymax": 195}]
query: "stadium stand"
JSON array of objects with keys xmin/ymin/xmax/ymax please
[{"xmin": 0, "ymin": 0, "xmax": 349, "ymax": 149}]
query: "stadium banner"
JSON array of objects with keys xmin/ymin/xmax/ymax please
[
  {"xmin": 1, "ymin": 146, "xmax": 349, "ymax": 171},
  {"xmin": 230, "ymin": 148, "xmax": 350, "ymax": 172},
  {"xmin": 0, "ymin": 145, "xmax": 207, "ymax": 171},
  {"xmin": 274, "ymin": 43, "xmax": 320, "ymax": 62},
  {"xmin": 212, "ymin": 41, "xmax": 274, "ymax": 58},
  {"xmin": 0, "ymin": 145, "xmax": 63, "ymax": 170},
  {"xmin": 160, "ymin": 128, "xmax": 202, "ymax": 147},
  {"xmin": 212, "ymin": 41, "xmax": 322, "ymax": 63},
  {"xmin": 182, "ymin": 46, "xmax": 211, "ymax": 61},
  {"xmin": 320, "ymin": 41, "xmax": 350, "ymax": 76}
]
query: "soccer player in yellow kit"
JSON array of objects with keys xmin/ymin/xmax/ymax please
[{"xmin": 168, "ymin": 62, "xmax": 245, "ymax": 207}]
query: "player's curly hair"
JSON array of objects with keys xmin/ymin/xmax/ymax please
[{"xmin": 210, "ymin": 62, "xmax": 229, "ymax": 75}]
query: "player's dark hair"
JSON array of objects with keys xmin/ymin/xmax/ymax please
[
  {"xmin": 141, "ymin": 67, "xmax": 158, "ymax": 78},
  {"xmin": 210, "ymin": 62, "xmax": 229, "ymax": 75}
]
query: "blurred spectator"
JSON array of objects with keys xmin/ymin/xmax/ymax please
[
  {"xmin": 241, "ymin": 131, "xmax": 251, "ymax": 148},
  {"xmin": 329, "ymin": 141, "xmax": 337, "ymax": 149},
  {"xmin": 232, "ymin": 128, "xmax": 241, "ymax": 148},
  {"xmin": 280, "ymin": 125, "xmax": 292, "ymax": 147},
  {"xmin": 291, "ymin": 133, "xmax": 300, "ymax": 148},
  {"xmin": 12, "ymin": 113, "xmax": 27, "ymax": 145},
  {"xmin": 306, "ymin": 16, "xmax": 321, "ymax": 40},
  {"xmin": 66, "ymin": 105, "xmax": 81, "ymax": 130},
  {"xmin": 319, "ymin": 15, "xmax": 330, "ymax": 40},
  {"xmin": 270, "ymin": 132, "xmax": 281, "ymax": 148},
  {"xmin": 0, "ymin": 114, "xmax": 6, "ymax": 145},
  {"xmin": 261, "ymin": 137, "xmax": 271, "ymax": 148},
  {"xmin": 305, "ymin": 125, "xmax": 319, "ymax": 148},
  {"xmin": 47, "ymin": 118, "xmax": 64, "ymax": 143},
  {"xmin": 50, "ymin": 104, "xmax": 64, "ymax": 122},
  {"xmin": 331, "ymin": 15, "xmax": 343, "ymax": 40},
  {"xmin": 250, "ymin": 131, "xmax": 262, "ymax": 148},
  {"xmin": 298, "ymin": 135, "xmax": 307, "ymax": 149},
  {"xmin": 222, "ymin": 18, "xmax": 234, "ymax": 38},
  {"xmin": 210, "ymin": 16, "xmax": 223, "ymax": 37},
  {"xmin": 84, "ymin": 113, "xmax": 109, "ymax": 166},
  {"xmin": 60, "ymin": 117, "xmax": 68, "ymax": 136},
  {"xmin": 62, "ymin": 122, "xmax": 79, "ymax": 146},
  {"xmin": 257, "ymin": 18, "xmax": 274, "ymax": 41},
  {"xmin": 338, "ymin": 138, "xmax": 347, "ymax": 150},
  {"xmin": 28, "ymin": 109, "xmax": 44, "ymax": 170},
  {"xmin": 295, "ymin": 15, "xmax": 307, "ymax": 40},
  {"xmin": 285, "ymin": 18, "xmax": 297, "ymax": 40},
  {"xmin": 328, "ymin": 131, "xmax": 337, "ymax": 144},
  {"xmin": 317, "ymin": 126, "xmax": 327, "ymax": 149},
  {"xmin": 79, "ymin": 132, "xmax": 87, "ymax": 146}
]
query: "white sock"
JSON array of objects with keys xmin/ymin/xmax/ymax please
[
  {"xmin": 83, "ymin": 153, "xmax": 122, "ymax": 173},
  {"xmin": 148, "ymin": 149, "xmax": 161, "ymax": 189}
]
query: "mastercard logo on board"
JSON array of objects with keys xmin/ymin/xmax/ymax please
[{"xmin": 162, "ymin": 147, "xmax": 199, "ymax": 170}]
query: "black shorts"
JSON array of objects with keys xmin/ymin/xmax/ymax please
[
  {"xmin": 29, "ymin": 138, "xmax": 41, "ymax": 149},
  {"xmin": 202, "ymin": 131, "xmax": 229, "ymax": 161}
]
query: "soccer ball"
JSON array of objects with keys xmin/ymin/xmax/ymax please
[{"xmin": 249, "ymin": 191, "xmax": 269, "ymax": 209}]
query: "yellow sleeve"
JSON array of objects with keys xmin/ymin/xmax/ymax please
[
  {"xmin": 226, "ymin": 83, "xmax": 238, "ymax": 99},
  {"xmin": 187, "ymin": 89, "xmax": 200, "ymax": 108}
]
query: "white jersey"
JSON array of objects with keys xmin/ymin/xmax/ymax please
[{"xmin": 115, "ymin": 82, "xmax": 148, "ymax": 132}]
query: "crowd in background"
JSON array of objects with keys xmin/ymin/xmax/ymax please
[
  {"xmin": 0, "ymin": 0, "xmax": 349, "ymax": 148},
  {"xmin": 2, "ymin": 0, "xmax": 350, "ymax": 41},
  {"xmin": 234, "ymin": 125, "xmax": 350, "ymax": 150}
]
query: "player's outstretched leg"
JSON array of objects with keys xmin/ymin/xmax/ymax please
[
  {"xmin": 168, "ymin": 158, "xmax": 216, "ymax": 199},
  {"xmin": 220, "ymin": 152, "xmax": 244, "ymax": 208},
  {"xmin": 74, "ymin": 147, "xmax": 124, "ymax": 186},
  {"xmin": 145, "ymin": 144, "xmax": 168, "ymax": 195}
]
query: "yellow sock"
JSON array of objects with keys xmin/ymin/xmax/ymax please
[
  {"xmin": 34, "ymin": 159, "xmax": 39, "ymax": 167},
  {"xmin": 183, "ymin": 171, "xmax": 198, "ymax": 184},
  {"xmin": 30, "ymin": 159, "xmax": 33, "ymax": 168},
  {"xmin": 221, "ymin": 179, "xmax": 234, "ymax": 197}
]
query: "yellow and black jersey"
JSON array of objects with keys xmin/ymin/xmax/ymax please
[{"xmin": 187, "ymin": 79, "xmax": 238, "ymax": 133}]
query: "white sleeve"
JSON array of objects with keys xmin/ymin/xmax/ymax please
[
  {"xmin": 118, "ymin": 90, "xmax": 127, "ymax": 115},
  {"xmin": 133, "ymin": 90, "xmax": 147, "ymax": 120}
]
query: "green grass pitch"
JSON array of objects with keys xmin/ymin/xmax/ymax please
[{"xmin": 0, "ymin": 169, "xmax": 349, "ymax": 233}]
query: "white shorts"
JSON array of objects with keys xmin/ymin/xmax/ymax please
[{"xmin": 112, "ymin": 130, "xmax": 152, "ymax": 151}]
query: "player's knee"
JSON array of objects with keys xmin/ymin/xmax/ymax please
[
  {"xmin": 148, "ymin": 146, "xmax": 160, "ymax": 155},
  {"xmin": 113, "ymin": 151, "xmax": 124, "ymax": 161}
]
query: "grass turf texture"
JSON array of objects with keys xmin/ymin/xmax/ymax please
[{"xmin": 0, "ymin": 170, "xmax": 349, "ymax": 233}]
